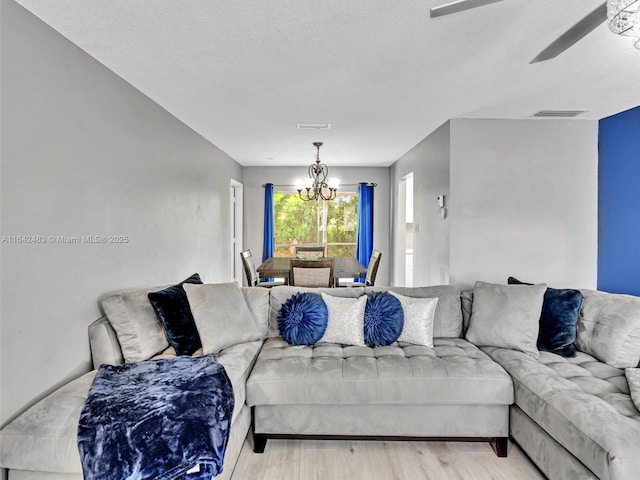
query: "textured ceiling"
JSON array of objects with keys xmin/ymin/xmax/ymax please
[{"xmin": 14, "ymin": 0, "xmax": 640, "ymax": 166}]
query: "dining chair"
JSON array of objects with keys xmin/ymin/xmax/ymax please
[
  {"xmin": 289, "ymin": 259, "xmax": 334, "ymax": 288},
  {"xmin": 338, "ymin": 250, "xmax": 382, "ymax": 287},
  {"xmin": 295, "ymin": 245, "xmax": 325, "ymax": 259},
  {"xmin": 240, "ymin": 250, "xmax": 285, "ymax": 288}
]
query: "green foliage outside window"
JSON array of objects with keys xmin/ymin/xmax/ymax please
[{"xmin": 273, "ymin": 192, "xmax": 358, "ymax": 257}]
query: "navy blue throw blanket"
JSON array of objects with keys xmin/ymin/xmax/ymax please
[{"xmin": 78, "ymin": 354, "xmax": 234, "ymax": 480}]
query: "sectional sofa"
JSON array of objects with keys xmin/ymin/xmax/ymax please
[{"xmin": 1, "ymin": 279, "xmax": 640, "ymax": 480}]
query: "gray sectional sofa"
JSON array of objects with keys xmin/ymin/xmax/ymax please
[{"xmin": 1, "ymin": 281, "xmax": 640, "ymax": 480}]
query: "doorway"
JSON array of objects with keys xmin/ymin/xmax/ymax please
[
  {"xmin": 395, "ymin": 173, "xmax": 414, "ymax": 287},
  {"xmin": 230, "ymin": 179, "xmax": 243, "ymax": 284}
]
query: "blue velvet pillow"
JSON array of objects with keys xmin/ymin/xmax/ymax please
[
  {"xmin": 148, "ymin": 273, "xmax": 203, "ymax": 356},
  {"xmin": 508, "ymin": 277, "xmax": 583, "ymax": 357},
  {"xmin": 278, "ymin": 292, "xmax": 328, "ymax": 345},
  {"xmin": 364, "ymin": 291, "xmax": 404, "ymax": 347}
]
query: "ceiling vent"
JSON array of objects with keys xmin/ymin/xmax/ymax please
[
  {"xmin": 532, "ymin": 110, "xmax": 585, "ymax": 118},
  {"xmin": 297, "ymin": 123, "xmax": 331, "ymax": 129}
]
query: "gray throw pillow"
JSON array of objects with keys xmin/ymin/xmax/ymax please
[
  {"xmin": 184, "ymin": 282, "xmax": 263, "ymax": 354},
  {"xmin": 102, "ymin": 286, "xmax": 170, "ymax": 363},
  {"xmin": 465, "ymin": 281, "xmax": 547, "ymax": 358}
]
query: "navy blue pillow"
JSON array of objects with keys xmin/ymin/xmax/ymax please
[
  {"xmin": 364, "ymin": 291, "xmax": 404, "ymax": 347},
  {"xmin": 148, "ymin": 273, "xmax": 203, "ymax": 356},
  {"xmin": 507, "ymin": 277, "xmax": 583, "ymax": 357},
  {"xmin": 277, "ymin": 293, "xmax": 328, "ymax": 345}
]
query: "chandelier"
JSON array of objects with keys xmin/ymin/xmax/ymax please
[
  {"xmin": 296, "ymin": 142, "xmax": 339, "ymax": 201},
  {"xmin": 608, "ymin": 0, "xmax": 640, "ymax": 50}
]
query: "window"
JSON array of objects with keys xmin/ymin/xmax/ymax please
[{"xmin": 273, "ymin": 190, "xmax": 358, "ymax": 257}]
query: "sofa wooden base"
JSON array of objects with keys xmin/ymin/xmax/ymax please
[{"xmin": 252, "ymin": 431, "xmax": 508, "ymax": 458}]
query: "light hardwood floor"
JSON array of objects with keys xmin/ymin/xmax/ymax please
[{"xmin": 231, "ymin": 438, "xmax": 546, "ymax": 480}]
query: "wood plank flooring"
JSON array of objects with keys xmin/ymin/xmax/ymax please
[{"xmin": 231, "ymin": 438, "xmax": 545, "ymax": 480}]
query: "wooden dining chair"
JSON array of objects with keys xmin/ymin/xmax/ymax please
[
  {"xmin": 294, "ymin": 245, "xmax": 325, "ymax": 259},
  {"xmin": 289, "ymin": 259, "xmax": 334, "ymax": 288},
  {"xmin": 339, "ymin": 250, "xmax": 382, "ymax": 287},
  {"xmin": 240, "ymin": 250, "xmax": 285, "ymax": 288}
]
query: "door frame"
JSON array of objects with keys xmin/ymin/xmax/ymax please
[{"xmin": 230, "ymin": 179, "xmax": 244, "ymax": 284}]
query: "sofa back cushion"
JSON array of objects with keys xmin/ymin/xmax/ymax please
[
  {"xmin": 465, "ymin": 281, "xmax": 546, "ymax": 358},
  {"xmin": 101, "ymin": 286, "xmax": 171, "ymax": 363},
  {"xmin": 184, "ymin": 282, "xmax": 264, "ymax": 354},
  {"xmin": 241, "ymin": 286, "xmax": 270, "ymax": 339},
  {"xmin": 576, "ymin": 289, "xmax": 640, "ymax": 368},
  {"xmin": 367, "ymin": 285, "xmax": 463, "ymax": 338}
]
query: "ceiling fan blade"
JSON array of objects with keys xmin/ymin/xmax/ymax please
[
  {"xmin": 530, "ymin": 2, "xmax": 607, "ymax": 63},
  {"xmin": 430, "ymin": 0, "xmax": 503, "ymax": 18}
]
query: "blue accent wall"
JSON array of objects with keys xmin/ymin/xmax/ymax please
[{"xmin": 598, "ymin": 105, "xmax": 640, "ymax": 295}]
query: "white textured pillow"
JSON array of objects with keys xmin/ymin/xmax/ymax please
[
  {"xmin": 184, "ymin": 282, "xmax": 263, "ymax": 354},
  {"xmin": 101, "ymin": 287, "xmax": 169, "ymax": 363},
  {"xmin": 466, "ymin": 281, "xmax": 546, "ymax": 358},
  {"xmin": 319, "ymin": 293, "xmax": 367, "ymax": 346},
  {"xmin": 389, "ymin": 292, "xmax": 438, "ymax": 347}
]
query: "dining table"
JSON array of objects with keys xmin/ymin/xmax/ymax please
[{"xmin": 257, "ymin": 256, "xmax": 367, "ymax": 286}]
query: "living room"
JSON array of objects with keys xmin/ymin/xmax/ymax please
[{"xmin": 2, "ymin": 1, "xmax": 640, "ymax": 479}]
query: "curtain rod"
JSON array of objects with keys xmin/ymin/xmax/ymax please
[{"xmin": 262, "ymin": 183, "xmax": 377, "ymax": 188}]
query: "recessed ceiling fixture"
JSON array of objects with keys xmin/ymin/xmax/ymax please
[
  {"xmin": 296, "ymin": 142, "xmax": 339, "ymax": 202},
  {"xmin": 296, "ymin": 123, "xmax": 331, "ymax": 130},
  {"xmin": 532, "ymin": 110, "xmax": 586, "ymax": 118}
]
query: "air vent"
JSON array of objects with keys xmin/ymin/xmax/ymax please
[
  {"xmin": 532, "ymin": 110, "xmax": 585, "ymax": 118},
  {"xmin": 297, "ymin": 123, "xmax": 331, "ymax": 129}
]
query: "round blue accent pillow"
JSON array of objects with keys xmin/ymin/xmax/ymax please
[
  {"xmin": 364, "ymin": 291, "xmax": 404, "ymax": 346},
  {"xmin": 278, "ymin": 292, "xmax": 328, "ymax": 345}
]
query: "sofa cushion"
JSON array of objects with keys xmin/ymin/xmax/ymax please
[
  {"xmin": 363, "ymin": 291, "xmax": 404, "ymax": 347},
  {"xmin": 626, "ymin": 368, "xmax": 640, "ymax": 411},
  {"xmin": 507, "ymin": 276, "xmax": 583, "ymax": 357},
  {"xmin": 367, "ymin": 285, "xmax": 463, "ymax": 338},
  {"xmin": 212, "ymin": 341, "xmax": 263, "ymax": 424},
  {"xmin": 390, "ymin": 292, "xmax": 438, "ymax": 347},
  {"xmin": 184, "ymin": 282, "xmax": 263, "ymax": 354},
  {"xmin": 577, "ymin": 289, "xmax": 640, "ymax": 369},
  {"xmin": 466, "ymin": 281, "xmax": 546, "ymax": 358},
  {"xmin": 483, "ymin": 346, "xmax": 640, "ymax": 480},
  {"xmin": 246, "ymin": 337, "xmax": 513, "ymax": 407},
  {"xmin": 277, "ymin": 292, "xmax": 328, "ymax": 345},
  {"xmin": 101, "ymin": 286, "xmax": 172, "ymax": 363},
  {"xmin": 0, "ymin": 371, "xmax": 95, "ymax": 473},
  {"xmin": 319, "ymin": 293, "xmax": 367, "ymax": 346},
  {"xmin": 241, "ymin": 286, "xmax": 270, "ymax": 339},
  {"xmin": 148, "ymin": 273, "xmax": 203, "ymax": 356}
]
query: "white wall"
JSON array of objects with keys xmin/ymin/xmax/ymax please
[
  {"xmin": 242, "ymin": 166, "xmax": 391, "ymax": 286},
  {"xmin": 390, "ymin": 122, "xmax": 450, "ymax": 286},
  {"xmin": 1, "ymin": 0, "xmax": 242, "ymax": 424},
  {"xmin": 449, "ymin": 118, "xmax": 598, "ymax": 291}
]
